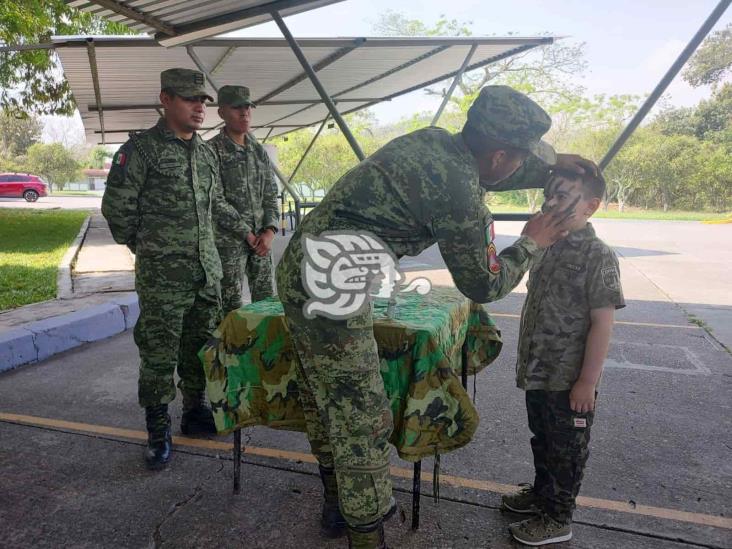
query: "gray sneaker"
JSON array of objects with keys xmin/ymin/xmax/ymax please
[
  {"xmin": 509, "ymin": 513, "xmax": 572, "ymax": 546},
  {"xmin": 501, "ymin": 484, "xmax": 542, "ymax": 514}
]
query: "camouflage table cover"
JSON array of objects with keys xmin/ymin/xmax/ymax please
[{"xmin": 200, "ymin": 287, "xmax": 502, "ymax": 461}]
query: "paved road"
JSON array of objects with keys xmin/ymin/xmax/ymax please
[
  {"xmin": 0, "ymin": 195, "xmax": 102, "ymax": 210},
  {"xmin": 1, "ymin": 219, "xmax": 730, "ymax": 548}
]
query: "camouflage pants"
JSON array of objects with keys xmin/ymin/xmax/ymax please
[
  {"xmin": 282, "ymin": 302, "xmax": 394, "ymax": 527},
  {"xmin": 219, "ymin": 245, "xmax": 274, "ymax": 313},
  {"xmin": 526, "ymin": 390, "xmax": 594, "ymax": 524},
  {"xmin": 135, "ymin": 285, "xmax": 222, "ymax": 408}
]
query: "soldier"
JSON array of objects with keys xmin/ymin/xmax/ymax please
[
  {"xmin": 102, "ymin": 68, "xmax": 240, "ymax": 470},
  {"xmin": 275, "ymin": 86, "xmax": 598, "ymax": 548},
  {"xmin": 209, "ymin": 85, "xmax": 279, "ymax": 313}
]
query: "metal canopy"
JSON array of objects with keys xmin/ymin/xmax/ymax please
[
  {"xmin": 53, "ymin": 35, "xmax": 553, "ymax": 145},
  {"xmin": 65, "ymin": 0, "xmax": 345, "ymax": 47}
]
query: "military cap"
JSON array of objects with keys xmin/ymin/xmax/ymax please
[
  {"xmin": 466, "ymin": 85, "xmax": 556, "ymax": 165},
  {"xmin": 160, "ymin": 68, "xmax": 214, "ymax": 102},
  {"xmin": 218, "ymin": 85, "xmax": 256, "ymax": 108}
]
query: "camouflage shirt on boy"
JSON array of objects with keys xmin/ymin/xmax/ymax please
[{"xmin": 516, "ymin": 223, "xmax": 625, "ymax": 390}]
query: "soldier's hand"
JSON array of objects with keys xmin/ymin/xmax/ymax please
[
  {"xmin": 246, "ymin": 232, "xmax": 259, "ymax": 249},
  {"xmin": 555, "ymin": 153, "xmax": 599, "ymax": 176},
  {"xmin": 254, "ymin": 229, "xmax": 274, "ymax": 256},
  {"xmin": 521, "ymin": 208, "xmax": 576, "ymax": 248}
]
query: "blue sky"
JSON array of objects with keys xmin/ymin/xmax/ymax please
[{"xmin": 230, "ymin": 0, "xmax": 731, "ymax": 123}]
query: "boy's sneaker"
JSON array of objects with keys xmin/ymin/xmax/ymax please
[
  {"xmin": 501, "ymin": 484, "xmax": 542, "ymax": 514},
  {"xmin": 509, "ymin": 513, "xmax": 572, "ymax": 546}
]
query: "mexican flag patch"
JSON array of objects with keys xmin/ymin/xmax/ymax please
[{"xmin": 113, "ymin": 151, "xmax": 127, "ymax": 167}]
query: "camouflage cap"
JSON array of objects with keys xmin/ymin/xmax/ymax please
[
  {"xmin": 218, "ymin": 85, "xmax": 256, "ymax": 108},
  {"xmin": 160, "ymin": 68, "xmax": 214, "ymax": 102},
  {"xmin": 466, "ymin": 85, "xmax": 556, "ymax": 165}
]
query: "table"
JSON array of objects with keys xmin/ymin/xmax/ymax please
[{"xmin": 200, "ymin": 287, "xmax": 503, "ymax": 529}]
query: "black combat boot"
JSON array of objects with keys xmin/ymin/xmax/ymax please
[
  {"xmin": 144, "ymin": 404, "xmax": 172, "ymax": 470},
  {"xmin": 347, "ymin": 519, "xmax": 388, "ymax": 549},
  {"xmin": 180, "ymin": 392, "xmax": 217, "ymax": 435},
  {"xmin": 319, "ymin": 465, "xmax": 347, "ymax": 538}
]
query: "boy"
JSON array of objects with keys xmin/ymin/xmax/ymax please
[{"xmin": 503, "ymin": 169, "xmax": 625, "ymax": 546}]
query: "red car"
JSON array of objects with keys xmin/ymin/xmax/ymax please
[{"xmin": 0, "ymin": 173, "xmax": 49, "ymax": 202}]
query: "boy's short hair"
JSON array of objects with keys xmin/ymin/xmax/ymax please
[{"xmin": 550, "ymin": 168, "xmax": 606, "ymax": 199}]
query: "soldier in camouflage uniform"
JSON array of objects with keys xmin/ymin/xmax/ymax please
[
  {"xmin": 102, "ymin": 68, "xmax": 242, "ymax": 470},
  {"xmin": 502, "ymin": 170, "xmax": 625, "ymax": 546},
  {"xmin": 275, "ymin": 86, "xmax": 598, "ymax": 548},
  {"xmin": 209, "ymin": 85, "xmax": 279, "ymax": 313}
]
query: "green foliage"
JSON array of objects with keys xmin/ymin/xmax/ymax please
[
  {"xmin": 0, "ymin": 108, "xmax": 42, "ymax": 155},
  {"xmin": 683, "ymin": 23, "xmax": 732, "ymax": 88},
  {"xmin": 84, "ymin": 145, "xmax": 111, "ymax": 169},
  {"xmin": 371, "ymin": 10, "xmax": 588, "ymax": 120},
  {"xmin": 654, "ymin": 84, "xmax": 732, "ymax": 141},
  {"xmin": 372, "ymin": 10, "xmax": 472, "ymax": 37},
  {"xmin": 271, "ymin": 112, "xmax": 381, "ymax": 194},
  {"xmin": 0, "ymin": 209, "xmax": 87, "ymax": 310},
  {"xmin": 0, "ymin": 0, "xmax": 134, "ymax": 116},
  {"xmin": 26, "ymin": 142, "xmax": 80, "ymax": 189}
]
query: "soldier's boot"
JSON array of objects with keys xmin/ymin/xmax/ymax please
[
  {"xmin": 319, "ymin": 465, "xmax": 347, "ymax": 538},
  {"xmin": 319, "ymin": 465, "xmax": 397, "ymax": 539},
  {"xmin": 347, "ymin": 519, "xmax": 388, "ymax": 549},
  {"xmin": 180, "ymin": 392, "xmax": 217, "ymax": 435},
  {"xmin": 144, "ymin": 405, "xmax": 172, "ymax": 470}
]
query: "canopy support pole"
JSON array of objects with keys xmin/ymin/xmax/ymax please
[
  {"xmin": 86, "ymin": 39, "xmax": 106, "ymax": 145},
  {"xmin": 272, "ymin": 11, "xmax": 366, "ymax": 162},
  {"xmin": 431, "ymin": 44, "xmax": 477, "ymax": 127},
  {"xmin": 289, "ymin": 116, "xmax": 329, "ymax": 183}
]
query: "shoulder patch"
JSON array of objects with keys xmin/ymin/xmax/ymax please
[
  {"xmin": 112, "ymin": 150, "xmax": 127, "ymax": 167},
  {"xmin": 601, "ymin": 266, "xmax": 620, "ymax": 291},
  {"xmin": 485, "ymin": 220, "xmax": 500, "ymax": 273}
]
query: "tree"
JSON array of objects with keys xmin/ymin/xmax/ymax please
[
  {"xmin": 683, "ymin": 23, "xmax": 732, "ymax": 88},
  {"xmin": 652, "ymin": 83, "xmax": 731, "ymax": 143},
  {"xmin": 0, "ymin": 109, "xmax": 42, "ymax": 155},
  {"xmin": 695, "ymin": 142, "xmax": 732, "ymax": 212},
  {"xmin": 272, "ymin": 112, "xmax": 380, "ymax": 195},
  {"xmin": 0, "ymin": 1, "xmax": 133, "ymax": 116},
  {"xmin": 84, "ymin": 145, "xmax": 111, "ymax": 169},
  {"xmin": 26, "ymin": 142, "xmax": 79, "ymax": 189},
  {"xmin": 372, "ymin": 11, "xmax": 588, "ymax": 119}
]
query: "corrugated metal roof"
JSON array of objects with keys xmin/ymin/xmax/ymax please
[
  {"xmin": 53, "ymin": 35, "xmax": 553, "ymax": 144},
  {"xmin": 66, "ymin": 0, "xmax": 345, "ymax": 46}
]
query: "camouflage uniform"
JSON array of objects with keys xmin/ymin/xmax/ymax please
[
  {"xmin": 276, "ymin": 86, "xmax": 558, "ymax": 528},
  {"xmin": 209, "ymin": 86, "xmax": 279, "ymax": 312},
  {"xmin": 516, "ymin": 223, "xmax": 625, "ymax": 523},
  {"xmin": 101, "ymin": 73, "xmax": 259, "ymax": 411}
]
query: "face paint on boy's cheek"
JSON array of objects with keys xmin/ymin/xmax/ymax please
[
  {"xmin": 542, "ymin": 179, "xmax": 568, "ymax": 214},
  {"xmin": 552, "ymin": 193, "xmax": 582, "ymax": 227}
]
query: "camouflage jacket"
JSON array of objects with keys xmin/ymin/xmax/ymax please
[
  {"xmin": 277, "ymin": 127, "xmax": 551, "ymax": 306},
  {"xmin": 102, "ymin": 118, "xmax": 233, "ymax": 290},
  {"xmin": 516, "ymin": 223, "xmax": 626, "ymax": 391},
  {"xmin": 208, "ymin": 130, "xmax": 279, "ymax": 248}
]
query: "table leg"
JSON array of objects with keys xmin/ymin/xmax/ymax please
[
  {"xmin": 233, "ymin": 428, "xmax": 242, "ymax": 494},
  {"xmin": 412, "ymin": 460, "xmax": 421, "ymax": 530},
  {"xmin": 461, "ymin": 340, "xmax": 469, "ymax": 390}
]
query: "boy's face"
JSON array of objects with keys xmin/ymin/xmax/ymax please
[{"xmin": 542, "ymin": 175, "xmax": 600, "ymax": 231}]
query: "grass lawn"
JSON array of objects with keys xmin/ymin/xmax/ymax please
[
  {"xmin": 487, "ymin": 202, "xmax": 731, "ymax": 222},
  {"xmin": 52, "ymin": 190, "xmax": 103, "ymax": 196},
  {"xmin": 0, "ymin": 209, "xmax": 88, "ymax": 311}
]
